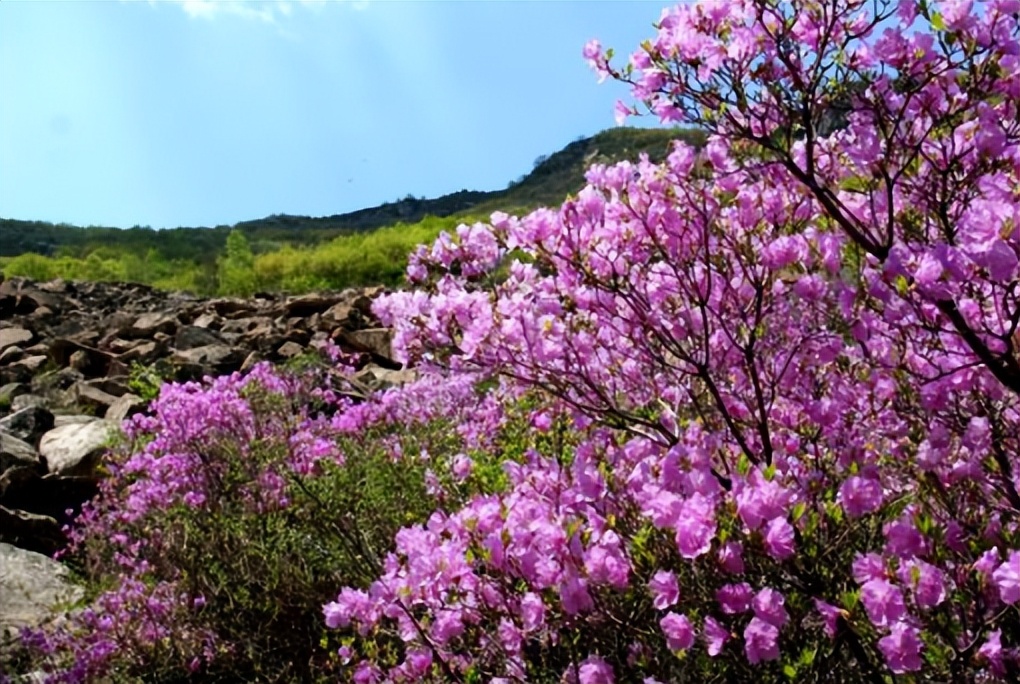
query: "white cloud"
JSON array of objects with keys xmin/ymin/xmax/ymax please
[{"xmin": 153, "ymin": 0, "xmax": 367, "ymax": 24}]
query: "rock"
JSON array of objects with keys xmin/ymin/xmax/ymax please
[
  {"xmin": 31, "ymin": 368, "xmax": 83, "ymax": 396},
  {"xmin": 240, "ymin": 351, "xmax": 262, "ymax": 372},
  {"xmin": 284, "ymin": 293, "xmax": 343, "ymax": 317},
  {"xmin": 0, "ymin": 507, "xmax": 65, "ymax": 557},
  {"xmin": 0, "ymin": 542, "xmax": 83, "ymax": 639},
  {"xmin": 117, "ymin": 339, "xmax": 161, "ymax": 364},
  {"xmin": 0, "ymin": 406, "xmax": 55, "ymax": 445},
  {"xmin": 172, "ymin": 344, "xmax": 246, "ymax": 375},
  {"xmin": 105, "ymin": 394, "xmax": 145, "ymax": 423},
  {"xmin": 0, "ymin": 356, "xmax": 48, "ymax": 385},
  {"xmin": 276, "ymin": 341, "xmax": 305, "ymax": 359},
  {"xmin": 0, "ymin": 345, "xmax": 26, "ymax": 365},
  {"xmin": 84, "ymin": 377, "xmax": 132, "ymax": 398},
  {"xmin": 0, "ymin": 327, "xmax": 33, "ymax": 352},
  {"xmin": 38, "ymin": 420, "xmax": 115, "ymax": 477},
  {"xmin": 192, "ymin": 313, "xmax": 221, "ymax": 330},
  {"xmin": 352, "ymin": 365, "xmax": 417, "ymax": 392},
  {"xmin": 333, "ymin": 328, "xmax": 398, "ymax": 367},
  {"xmin": 48, "ymin": 339, "xmax": 116, "ymax": 379},
  {"xmin": 174, "ymin": 325, "xmax": 223, "ymax": 350},
  {"xmin": 0, "ymin": 469, "xmax": 99, "ymax": 522},
  {"xmin": 0, "ymin": 431, "xmax": 41, "ymax": 473},
  {"xmin": 52, "ymin": 415, "xmax": 97, "ymax": 427},
  {"xmin": 10, "ymin": 395, "xmax": 47, "ymax": 413},
  {"xmin": 0, "ymin": 382, "xmax": 30, "ymax": 407},
  {"xmin": 128, "ymin": 312, "xmax": 178, "ymax": 338},
  {"xmin": 70, "ymin": 383, "xmax": 119, "ymax": 413}
]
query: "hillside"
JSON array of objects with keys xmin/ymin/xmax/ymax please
[{"xmin": 0, "ymin": 127, "xmax": 705, "ymax": 263}]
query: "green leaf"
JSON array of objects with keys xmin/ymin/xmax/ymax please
[
  {"xmin": 931, "ymin": 11, "xmax": 945, "ymax": 31},
  {"xmin": 783, "ymin": 664, "xmax": 798, "ymax": 679}
]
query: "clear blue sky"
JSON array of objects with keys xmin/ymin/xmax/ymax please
[{"xmin": 0, "ymin": 0, "xmax": 671, "ymax": 230}]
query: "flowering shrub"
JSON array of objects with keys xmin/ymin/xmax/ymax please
[
  {"xmin": 326, "ymin": 1, "xmax": 1020, "ymax": 681},
  {"xmin": 8, "ymin": 353, "xmax": 524, "ymax": 683}
]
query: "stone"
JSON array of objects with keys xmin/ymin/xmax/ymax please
[
  {"xmin": 0, "ymin": 345, "xmax": 25, "ymax": 365},
  {"xmin": 0, "ymin": 542, "xmax": 84, "ymax": 639},
  {"xmin": 129, "ymin": 312, "xmax": 178, "ymax": 337},
  {"xmin": 0, "ymin": 406, "xmax": 54, "ymax": 445},
  {"xmin": 0, "ymin": 356, "xmax": 48, "ymax": 385},
  {"xmin": 0, "ymin": 382, "xmax": 30, "ymax": 407},
  {"xmin": 284, "ymin": 293, "xmax": 343, "ymax": 317},
  {"xmin": 0, "ymin": 507, "xmax": 65, "ymax": 557},
  {"xmin": 10, "ymin": 394, "xmax": 47, "ymax": 412},
  {"xmin": 276, "ymin": 341, "xmax": 305, "ymax": 358},
  {"xmin": 48, "ymin": 339, "xmax": 116, "ymax": 379},
  {"xmin": 0, "ymin": 469, "xmax": 99, "ymax": 522},
  {"xmin": 192, "ymin": 313, "xmax": 221, "ymax": 329},
  {"xmin": 0, "ymin": 431, "xmax": 41, "ymax": 473},
  {"xmin": 171, "ymin": 344, "xmax": 246, "ymax": 375},
  {"xmin": 105, "ymin": 394, "xmax": 145, "ymax": 423},
  {"xmin": 38, "ymin": 420, "xmax": 115, "ymax": 477},
  {"xmin": 0, "ymin": 327, "xmax": 33, "ymax": 352},
  {"xmin": 174, "ymin": 325, "xmax": 223, "ymax": 350},
  {"xmin": 70, "ymin": 383, "xmax": 118, "ymax": 413}
]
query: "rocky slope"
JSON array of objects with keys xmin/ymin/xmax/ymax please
[{"xmin": 0, "ymin": 275, "xmax": 410, "ymax": 639}]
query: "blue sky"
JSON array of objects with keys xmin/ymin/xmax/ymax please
[{"xmin": 0, "ymin": 0, "xmax": 671, "ymax": 230}]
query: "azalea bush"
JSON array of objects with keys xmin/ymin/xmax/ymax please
[
  {"xmin": 323, "ymin": 0, "xmax": 1020, "ymax": 681},
  {"xmin": 8, "ymin": 352, "xmax": 523, "ymax": 683}
]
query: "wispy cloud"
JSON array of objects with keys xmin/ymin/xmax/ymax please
[{"xmin": 157, "ymin": 1, "xmax": 363, "ymax": 24}]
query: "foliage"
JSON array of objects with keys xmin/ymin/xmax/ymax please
[{"xmin": 216, "ymin": 230, "xmax": 258, "ymax": 297}]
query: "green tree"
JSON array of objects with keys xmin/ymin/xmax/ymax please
[{"xmin": 217, "ymin": 230, "xmax": 257, "ymax": 297}]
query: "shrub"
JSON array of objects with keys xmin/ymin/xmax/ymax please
[{"xmin": 327, "ymin": 1, "xmax": 1020, "ymax": 681}]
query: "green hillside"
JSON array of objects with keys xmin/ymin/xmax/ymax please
[{"xmin": 0, "ymin": 126, "xmax": 705, "ymax": 294}]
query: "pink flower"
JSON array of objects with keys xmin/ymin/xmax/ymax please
[
  {"xmin": 577, "ymin": 655, "xmax": 615, "ymax": 684},
  {"xmin": 744, "ymin": 617, "xmax": 780, "ymax": 663},
  {"xmin": 752, "ymin": 588, "xmax": 789, "ymax": 628},
  {"xmin": 674, "ymin": 494, "xmax": 717, "ymax": 559},
  {"xmin": 648, "ymin": 570, "xmax": 679, "ymax": 609},
  {"xmin": 860, "ymin": 578, "xmax": 906, "ymax": 628},
  {"xmin": 520, "ymin": 592, "xmax": 545, "ymax": 632},
  {"xmin": 718, "ymin": 541, "xmax": 745, "ymax": 574},
  {"xmin": 976, "ymin": 630, "xmax": 1004, "ymax": 677},
  {"xmin": 839, "ymin": 474, "xmax": 884, "ymax": 517},
  {"xmin": 898, "ymin": 559, "xmax": 948, "ymax": 608},
  {"xmin": 878, "ymin": 621, "xmax": 923, "ymax": 673},
  {"xmin": 813, "ymin": 599, "xmax": 845, "ymax": 639},
  {"xmin": 703, "ymin": 617, "xmax": 729, "ymax": 657},
  {"xmin": 992, "ymin": 551, "xmax": 1020, "ymax": 604},
  {"xmin": 660, "ymin": 612, "xmax": 695, "ymax": 651},
  {"xmin": 716, "ymin": 583, "xmax": 754, "ymax": 614},
  {"xmin": 763, "ymin": 517, "xmax": 796, "ymax": 560}
]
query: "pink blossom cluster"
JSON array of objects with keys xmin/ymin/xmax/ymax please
[{"xmin": 331, "ymin": 1, "xmax": 1019, "ymax": 680}]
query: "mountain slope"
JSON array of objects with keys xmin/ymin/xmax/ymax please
[{"xmin": 0, "ymin": 126, "xmax": 705, "ymax": 262}]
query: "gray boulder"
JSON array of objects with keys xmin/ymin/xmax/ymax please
[
  {"xmin": 0, "ymin": 542, "xmax": 83, "ymax": 639},
  {"xmin": 38, "ymin": 420, "xmax": 116, "ymax": 477}
]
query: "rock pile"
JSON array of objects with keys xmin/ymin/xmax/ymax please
[{"xmin": 0, "ymin": 275, "xmax": 410, "ymax": 638}]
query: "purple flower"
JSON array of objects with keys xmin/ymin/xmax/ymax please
[
  {"xmin": 648, "ymin": 570, "xmax": 679, "ymax": 609},
  {"xmin": 703, "ymin": 617, "xmax": 729, "ymax": 657},
  {"xmin": 877, "ymin": 621, "xmax": 923, "ymax": 673},
  {"xmin": 992, "ymin": 551, "xmax": 1020, "ymax": 604},
  {"xmin": 660, "ymin": 612, "xmax": 695, "ymax": 651},
  {"xmin": 752, "ymin": 587, "xmax": 788, "ymax": 628},
  {"xmin": 744, "ymin": 617, "xmax": 780, "ymax": 664},
  {"xmin": 674, "ymin": 494, "xmax": 716, "ymax": 559},
  {"xmin": 577, "ymin": 655, "xmax": 615, "ymax": 684},
  {"xmin": 838, "ymin": 473, "xmax": 884, "ymax": 517},
  {"xmin": 718, "ymin": 541, "xmax": 745, "ymax": 574},
  {"xmin": 860, "ymin": 578, "xmax": 906, "ymax": 628},
  {"xmin": 716, "ymin": 583, "xmax": 754, "ymax": 614},
  {"xmin": 763, "ymin": 517, "xmax": 796, "ymax": 560}
]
